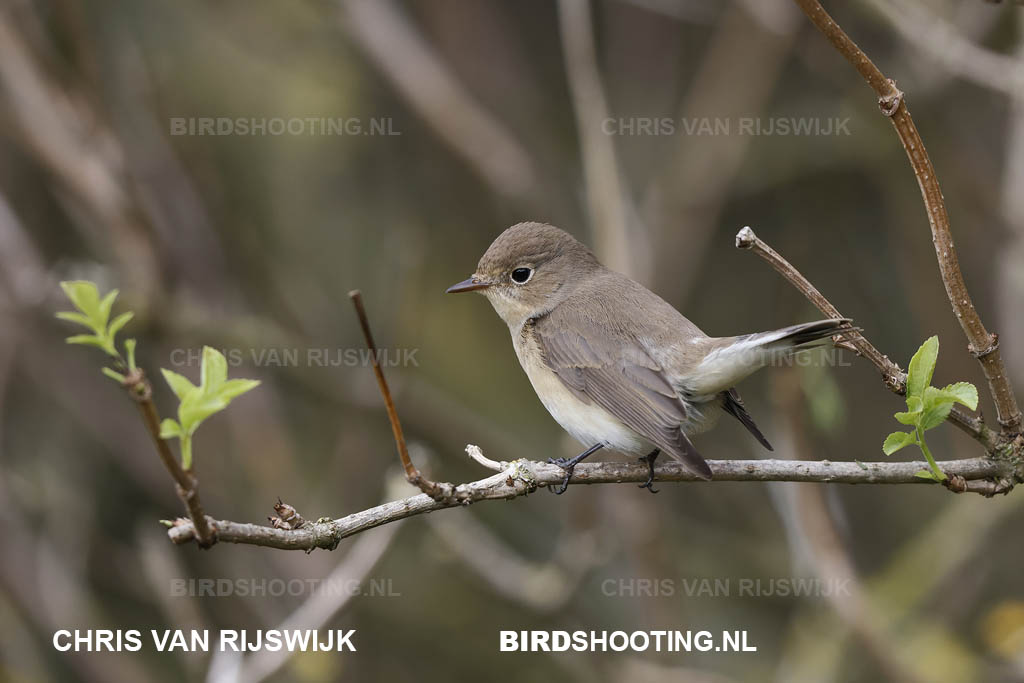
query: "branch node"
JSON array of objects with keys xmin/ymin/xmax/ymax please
[
  {"xmin": 269, "ymin": 498, "xmax": 306, "ymax": 530},
  {"xmin": 878, "ymin": 78, "xmax": 904, "ymax": 117},
  {"xmin": 735, "ymin": 225, "xmax": 756, "ymax": 249},
  {"xmin": 969, "ymin": 334, "xmax": 1000, "ymax": 360}
]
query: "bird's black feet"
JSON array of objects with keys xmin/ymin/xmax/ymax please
[
  {"xmin": 547, "ymin": 443, "xmax": 604, "ymax": 495},
  {"xmin": 546, "ymin": 457, "xmax": 575, "ymax": 495},
  {"xmin": 638, "ymin": 449, "xmax": 660, "ymax": 494}
]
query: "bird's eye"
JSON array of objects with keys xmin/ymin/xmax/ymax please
[{"xmin": 511, "ymin": 267, "xmax": 533, "ymax": 284}]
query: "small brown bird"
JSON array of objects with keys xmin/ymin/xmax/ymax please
[{"xmin": 448, "ymin": 222, "xmax": 850, "ymax": 493}]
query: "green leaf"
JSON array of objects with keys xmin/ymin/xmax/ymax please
[
  {"xmin": 894, "ymin": 396, "xmax": 923, "ymax": 426},
  {"xmin": 66, "ymin": 334, "xmax": 106, "ymax": 349},
  {"xmin": 101, "ymin": 367, "xmax": 126, "ymax": 382},
  {"xmin": 58, "ymin": 281, "xmax": 133, "ymax": 359},
  {"xmin": 918, "ymin": 385, "xmax": 973, "ymax": 431},
  {"xmin": 159, "ymin": 346, "xmax": 259, "ymax": 469},
  {"xmin": 218, "ymin": 378, "xmax": 260, "ymax": 402},
  {"xmin": 200, "ymin": 346, "xmax": 228, "ymax": 392},
  {"xmin": 108, "ymin": 311, "xmax": 134, "ymax": 339},
  {"xmin": 97, "ymin": 289, "xmax": 119, "ymax": 327},
  {"xmin": 907, "ymin": 336, "xmax": 939, "ymax": 399},
  {"xmin": 55, "ymin": 311, "xmax": 92, "ymax": 327},
  {"xmin": 914, "ymin": 469, "xmax": 940, "ymax": 481},
  {"xmin": 60, "ymin": 281, "xmax": 101, "ymax": 319},
  {"xmin": 159, "ymin": 419, "xmax": 183, "ymax": 438},
  {"xmin": 919, "ymin": 401, "xmax": 954, "ymax": 431},
  {"xmin": 938, "ymin": 382, "xmax": 978, "ymax": 411},
  {"xmin": 179, "ymin": 395, "xmax": 231, "ymax": 435},
  {"xmin": 161, "ymin": 369, "xmax": 196, "ymax": 402},
  {"xmin": 883, "ymin": 431, "xmax": 916, "ymax": 455}
]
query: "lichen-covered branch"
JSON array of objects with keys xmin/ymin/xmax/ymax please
[{"xmin": 166, "ymin": 451, "xmax": 1008, "ymax": 551}]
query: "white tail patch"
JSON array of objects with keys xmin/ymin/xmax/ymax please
[{"xmin": 688, "ymin": 329, "xmax": 821, "ymax": 396}]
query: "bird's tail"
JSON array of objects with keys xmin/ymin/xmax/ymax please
[{"xmin": 686, "ymin": 318, "xmax": 855, "ymax": 396}]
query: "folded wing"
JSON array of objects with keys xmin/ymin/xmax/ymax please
[{"xmin": 532, "ymin": 311, "xmax": 712, "ymax": 480}]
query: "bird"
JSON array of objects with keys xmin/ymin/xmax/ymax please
[{"xmin": 447, "ymin": 222, "xmax": 852, "ymax": 494}]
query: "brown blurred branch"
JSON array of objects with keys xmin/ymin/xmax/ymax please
[
  {"xmin": 339, "ymin": 0, "xmax": 538, "ymax": 202},
  {"xmin": 557, "ymin": 0, "xmax": 641, "ymax": 278},
  {"xmin": 0, "ymin": 10, "xmax": 160, "ymax": 302},
  {"xmin": 736, "ymin": 225, "xmax": 996, "ymax": 450},
  {"xmin": 792, "ymin": 0, "xmax": 1023, "ymax": 436},
  {"xmin": 861, "ymin": 0, "xmax": 1024, "ymax": 98}
]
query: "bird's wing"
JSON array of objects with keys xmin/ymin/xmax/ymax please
[{"xmin": 532, "ymin": 310, "xmax": 712, "ymax": 479}]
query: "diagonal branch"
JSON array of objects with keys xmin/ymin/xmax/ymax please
[
  {"xmin": 124, "ymin": 369, "xmax": 216, "ymax": 547},
  {"xmin": 348, "ymin": 290, "xmax": 456, "ymax": 502},
  {"xmin": 792, "ymin": 0, "xmax": 1022, "ymax": 434},
  {"xmin": 736, "ymin": 226, "xmax": 995, "ymax": 450}
]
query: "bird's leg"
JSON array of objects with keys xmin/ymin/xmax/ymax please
[
  {"xmin": 547, "ymin": 443, "xmax": 604, "ymax": 495},
  {"xmin": 638, "ymin": 449, "xmax": 660, "ymax": 493}
]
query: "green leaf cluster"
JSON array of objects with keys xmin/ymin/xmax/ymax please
[
  {"xmin": 882, "ymin": 336, "xmax": 978, "ymax": 482},
  {"xmin": 58, "ymin": 280, "xmax": 260, "ymax": 472},
  {"xmin": 56, "ymin": 280, "xmax": 137, "ymax": 381},
  {"xmin": 159, "ymin": 347, "xmax": 260, "ymax": 469},
  {"xmin": 56, "ymin": 281, "xmax": 134, "ymax": 359}
]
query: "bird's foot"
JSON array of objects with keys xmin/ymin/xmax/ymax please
[
  {"xmin": 546, "ymin": 443, "xmax": 605, "ymax": 495},
  {"xmin": 547, "ymin": 457, "xmax": 575, "ymax": 495},
  {"xmin": 638, "ymin": 449, "xmax": 660, "ymax": 494}
]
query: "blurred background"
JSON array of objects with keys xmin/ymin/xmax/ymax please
[{"xmin": 2, "ymin": 0, "xmax": 1024, "ymax": 681}]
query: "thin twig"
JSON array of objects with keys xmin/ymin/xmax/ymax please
[
  {"xmin": 166, "ymin": 453, "xmax": 1008, "ymax": 550},
  {"xmin": 736, "ymin": 225, "xmax": 995, "ymax": 449},
  {"xmin": 348, "ymin": 290, "xmax": 450, "ymax": 501},
  {"xmin": 124, "ymin": 369, "xmax": 216, "ymax": 547},
  {"xmin": 792, "ymin": 0, "xmax": 1022, "ymax": 434}
]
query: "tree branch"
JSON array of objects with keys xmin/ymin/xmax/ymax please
[
  {"xmin": 124, "ymin": 369, "xmax": 216, "ymax": 547},
  {"xmin": 736, "ymin": 225, "xmax": 996, "ymax": 450},
  {"xmin": 792, "ymin": 0, "xmax": 1022, "ymax": 434},
  {"xmin": 166, "ymin": 449, "xmax": 1009, "ymax": 550},
  {"xmin": 348, "ymin": 290, "xmax": 454, "ymax": 502}
]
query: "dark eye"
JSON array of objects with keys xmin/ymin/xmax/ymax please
[{"xmin": 511, "ymin": 267, "xmax": 533, "ymax": 284}]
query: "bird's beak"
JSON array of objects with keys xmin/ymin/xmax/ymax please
[{"xmin": 446, "ymin": 276, "xmax": 492, "ymax": 294}]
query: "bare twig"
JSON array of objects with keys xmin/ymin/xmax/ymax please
[
  {"xmin": 348, "ymin": 290, "xmax": 452, "ymax": 501},
  {"xmin": 792, "ymin": 0, "xmax": 1022, "ymax": 434},
  {"xmin": 736, "ymin": 225, "xmax": 995, "ymax": 449},
  {"xmin": 166, "ymin": 452, "xmax": 1007, "ymax": 550}
]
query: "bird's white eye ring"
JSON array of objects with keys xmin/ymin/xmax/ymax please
[{"xmin": 511, "ymin": 267, "xmax": 533, "ymax": 284}]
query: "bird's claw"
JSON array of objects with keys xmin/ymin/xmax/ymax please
[
  {"xmin": 638, "ymin": 450, "xmax": 659, "ymax": 494},
  {"xmin": 547, "ymin": 457, "xmax": 574, "ymax": 495},
  {"xmin": 638, "ymin": 479, "xmax": 658, "ymax": 494}
]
